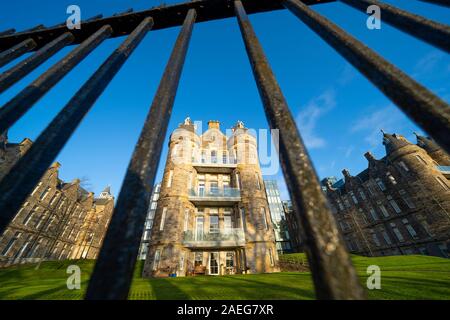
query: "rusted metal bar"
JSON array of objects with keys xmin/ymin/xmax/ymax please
[
  {"xmin": 85, "ymin": 9, "xmax": 197, "ymax": 301},
  {"xmin": 234, "ymin": 0, "xmax": 366, "ymax": 300},
  {"xmin": 283, "ymin": 0, "xmax": 450, "ymax": 155},
  {"xmin": 0, "ymin": 38, "xmax": 37, "ymax": 68},
  {"xmin": 419, "ymin": 0, "xmax": 450, "ymax": 8},
  {"xmin": 0, "ymin": 26, "xmax": 113, "ymax": 134},
  {"xmin": 339, "ymin": 0, "xmax": 450, "ymax": 53},
  {"xmin": 0, "ymin": 32, "xmax": 74, "ymax": 94},
  {"xmin": 0, "ymin": 17, "xmax": 153, "ymax": 237},
  {"xmin": 0, "ymin": 29, "xmax": 15, "ymax": 37},
  {"xmin": 22, "ymin": 25, "xmax": 45, "ymax": 33},
  {"xmin": 0, "ymin": 0, "xmax": 335, "ymax": 52}
]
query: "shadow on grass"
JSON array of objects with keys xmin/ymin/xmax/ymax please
[{"xmin": 149, "ymin": 278, "xmax": 192, "ymax": 300}]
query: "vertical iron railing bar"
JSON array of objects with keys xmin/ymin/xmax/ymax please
[
  {"xmin": 0, "ymin": 17, "xmax": 154, "ymax": 237},
  {"xmin": 0, "ymin": 32, "xmax": 74, "ymax": 94},
  {"xmin": 234, "ymin": 0, "xmax": 366, "ymax": 300},
  {"xmin": 0, "ymin": 25, "xmax": 113, "ymax": 135},
  {"xmin": 0, "ymin": 38, "xmax": 37, "ymax": 68},
  {"xmin": 282, "ymin": 0, "xmax": 450, "ymax": 154},
  {"xmin": 339, "ymin": 0, "xmax": 450, "ymax": 53},
  {"xmin": 85, "ymin": 8, "xmax": 197, "ymax": 301},
  {"xmin": 418, "ymin": 0, "xmax": 450, "ymax": 8}
]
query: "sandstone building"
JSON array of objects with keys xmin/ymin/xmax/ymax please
[
  {"xmin": 0, "ymin": 133, "xmax": 114, "ymax": 266},
  {"xmin": 142, "ymin": 119, "xmax": 279, "ymax": 277},
  {"xmin": 322, "ymin": 131, "xmax": 450, "ymax": 258}
]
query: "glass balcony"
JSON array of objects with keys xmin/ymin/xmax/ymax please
[
  {"xmin": 182, "ymin": 229, "xmax": 245, "ymax": 248},
  {"xmin": 190, "ymin": 187, "xmax": 240, "ymax": 198}
]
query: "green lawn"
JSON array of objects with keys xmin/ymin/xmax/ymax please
[{"xmin": 0, "ymin": 254, "xmax": 449, "ymax": 300}]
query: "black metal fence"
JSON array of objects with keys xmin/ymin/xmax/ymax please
[{"xmin": 0, "ymin": 0, "xmax": 448, "ymax": 300}]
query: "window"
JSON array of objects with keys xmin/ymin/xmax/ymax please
[
  {"xmin": 183, "ymin": 209, "xmax": 189, "ymax": 232},
  {"xmin": 235, "ymin": 173, "xmax": 242, "ymax": 189},
  {"xmin": 194, "ymin": 252, "xmax": 203, "ymax": 266},
  {"xmin": 339, "ymin": 221, "xmax": 350, "ymax": 231},
  {"xmin": 358, "ymin": 189, "xmax": 366, "ymax": 200},
  {"xmin": 343, "ymin": 197, "xmax": 351, "ymax": 208},
  {"xmin": 349, "ymin": 191, "xmax": 358, "ymax": 204},
  {"xmin": 179, "ymin": 252, "xmax": 185, "ymax": 271},
  {"xmin": 268, "ymin": 248, "xmax": 274, "ymax": 266},
  {"xmin": 1, "ymin": 232, "xmax": 22, "ymax": 256},
  {"xmin": 34, "ymin": 213, "xmax": 46, "ymax": 229},
  {"xmin": 435, "ymin": 176, "xmax": 449, "ymax": 190},
  {"xmin": 255, "ymin": 173, "xmax": 261, "ymax": 190},
  {"xmin": 153, "ymin": 250, "xmax": 161, "ymax": 270},
  {"xmin": 381, "ymin": 230, "xmax": 392, "ymax": 245},
  {"xmin": 167, "ymin": 170, "xmax": 173, "ymax": 188},
  {"xmin": 30, "ymin": 182, "xmax": 42, "ymax": 196},
  {"xmin": 224, "ymin": 214, "xmax": 232, "ymax": 234},
  {"xmin": 211, "ymin": 150, "xmax": 217, "ymax": 163},
  {"xmin": 378, "ymin": 204, "xmax": 390, "ymax": 217},
  {"xmin": 49, "ymin": 194, "xmax": 59, "ymax": 207},
  {"xmin": 210, "ymin": 180, "xmax": 219, "ymax": 194},
  {"xmin": 390, "ymin": 223, "xmax": 405, "ymax": 242},
  {"xmin": 240, "ymin": 208, "xmax": 246, "ymax": 232},
  {"xmin": 415, "ymin": 155, "xmax": 427, "ymax": 165},
  {"xmin": 222, "ymin": 151, "xmax": 228, "ymax": 164},
  {"xmin": 261, "ymin": 207, "xmax": 268, "ymax": 230},
  {"xmin": 387, "ymin": 196, "xmax": 402, "ymax": 214},
  {"xmin": 209, "ymin": 215, "xmax": 219, "ymax": 233},
  {"xmin": 369, "ymin": 207, "xmax": 379, "ymax": 221},
  {"xmin": 226, "ymin": 252, "xmax": 234, "ymax": 269},
  {"xmin": 399, "ymin": 190, "xmax": 415, "ymax": 209},
  {"xmin": 201, "ymin": 150, "xmax": 206, "ymax": 163},
  {"xmin": 371, "ymin": 232, "xmax": 381, "ymax": 247},
  {"xmin": 336, "ymin": 200, "xmax": 344, "ymax": 211},
  {"xmin": 150, "ymin": 202, "xmax": 157, "ymax": 210},
  {"xmin": 39, "ymin": 187, "xmax": 51, "ymax": 200},
  {"xmin": 160, "ymin": 208, "xmax": 167, "ymax": 231},
  {"xmin": 402, "ymin": 219, "xmax": 418, "ymax": 239},
  {"xmin": 386, "ymin": 172, "xmax": 397, "ymax": 185},
  {"xmin": 358, "ymin": 209, "xmax": 369, "ymax": 224},
  {"xmin": 398, "ymin": 161, "xmax": 409, "ymax": 172},
  {"xmin": 22, "ymin": 206, "xmax": 37, "ymax": 225},
  {"xmin": 375, "ymin": 178, "xmax": 386, "ymax": 191},
  {"xmin": 366, "ymin": 183, "xmax": 376, "ymax": 197}
]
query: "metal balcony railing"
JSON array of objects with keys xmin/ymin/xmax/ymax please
[
  {"xmin": 189, "ymin": 187, "xmax": 241, "ymax": 198},
  {"xmin": 182, "ymin": 229, "xmax": 245, "ymax": 247},
  {"xmin": 0, "ymin": 0, "xmax": 449, "ymax": 300}
]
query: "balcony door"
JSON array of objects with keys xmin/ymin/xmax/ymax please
[
  {"xmin": 209, "ymin": 252, "xmax": 219, "ymax": 275},
  {"xmin": 195, "ymin": 216, "xmax": 204, "ymax": 241}
]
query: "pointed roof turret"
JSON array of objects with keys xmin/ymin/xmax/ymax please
[
  {"xmin": 381, "ymin": 130, "xmax": 411, "ymax": 154},
  {"xmin": 414, "ymin": 132, "xmax": 440, "ymax": 153}
]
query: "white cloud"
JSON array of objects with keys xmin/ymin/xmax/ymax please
[
  {"xmin": 413, "ymin": 50, "xmax": 446, "ymax": 77},
  {"xmin": 350, "ymin": 104, "xmax": 406, "ymax": 147},
  {"xmin": 296, "ymin": 89, "xmax": 336, "ymax": 149}
]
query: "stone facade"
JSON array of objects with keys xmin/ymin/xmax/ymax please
[
  {"xmin": 0, "ymin": 133, "xmax": 114, "ymax": 266},
  {"xmin": 142, "ymin": 119, "xmax": 279, "ymax": 277},
  {"xmin": 322, "ymin": 131, "xmax": 450, "ymax": 258}
]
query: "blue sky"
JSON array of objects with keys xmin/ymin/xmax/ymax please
[{"xmin": 1, "ymin": 0, "xmax": 449, "ymax": 200}]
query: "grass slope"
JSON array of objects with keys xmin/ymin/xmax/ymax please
[{"xmin": 0, "ymin": 254, "xmax": 449, "ymax": 300}]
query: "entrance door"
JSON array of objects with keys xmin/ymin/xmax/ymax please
[{"xmin": 209, "ymin": 252, "xmax": 219, "ymax": 275}]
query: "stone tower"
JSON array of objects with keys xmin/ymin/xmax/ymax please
[{"xmin": 143, "ymin": 118, "xmax": 278, "ymax": 277}]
